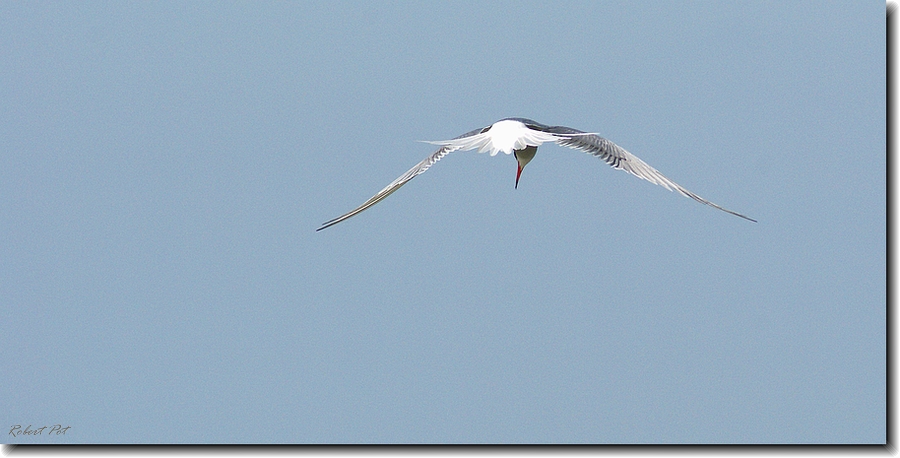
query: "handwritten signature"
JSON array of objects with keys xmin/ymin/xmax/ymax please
[{"xmin": 9, "ymin": 424, "xmax": 71, "ymax": 437}]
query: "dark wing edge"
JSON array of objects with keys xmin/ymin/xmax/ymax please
[
  {"xmin": 316, "ymin": 126, "xmax": 489, "ymax": 231},
  {"xmin": 548, "ymin": 126, "xmax": 757, "ymax": 223}
]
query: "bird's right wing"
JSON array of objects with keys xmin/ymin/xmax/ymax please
[
  {"xmin": 544, "ymin": 125, "xmax": 757, "ymax": 223},
  {"xmin": 316, "ymin": 126, "xmax": 487, "ymax": 231}
]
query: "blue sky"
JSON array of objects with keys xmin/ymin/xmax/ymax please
[{"xmin": 1, "ymin": 1, "xmax": 885, "ymax": 444}]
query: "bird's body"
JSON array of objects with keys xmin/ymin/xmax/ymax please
[
  {"xmin": 427, "ymin": 118, "xmax": 562, "ymax": 156},
  {"xmin": 317, "ymin": 118, "xmax": 755, "ymax": 231}
]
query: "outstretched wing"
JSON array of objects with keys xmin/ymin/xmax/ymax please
[
  {"xmin": 316, "ymin": 126, "xmax": 488, "ymax": 231},
  {"xmin": 542, "ymin": 125, "xmax": 756, "ymax": 222}
]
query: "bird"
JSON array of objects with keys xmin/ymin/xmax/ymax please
[{"xmin": 316, "ymin": 117, "xmax": 755, "ymax": 231}]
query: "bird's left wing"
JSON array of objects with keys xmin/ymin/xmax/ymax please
[
  {"xmin": 317, "ymin": 126, "xmax": 488, "ymax": 231},
  {"xmin": 541, "ymin": 124, "xmax": 757, "ymax": 223}
]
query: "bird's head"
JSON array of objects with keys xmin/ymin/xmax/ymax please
[{"xmin": 514, "ymin": 146, "xmax": 538, "ymax": 189}]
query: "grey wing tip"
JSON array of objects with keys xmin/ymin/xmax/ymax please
[
  {"xmin": 711, "ymin": 203, "xmax": 757, "ymax": 223},
  {"xmin": 316, "ymin": 217, "xmax": 343, "ymax": 231},
  {"xmin": 725, "ymin": 210, "xmax": 757, "ymax": 223}
]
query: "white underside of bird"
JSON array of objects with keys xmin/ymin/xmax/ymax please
[
  {"xmin": 424, "ymin": 119, "xmax": 569, "ymax": 156},
  {"xmin": 317, "ymin": 118, "xmax": 755, "ymax": 231}
]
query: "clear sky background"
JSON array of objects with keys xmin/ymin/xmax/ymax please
[{"xmin": 1, "ymin": 1, "xmax": 885, "ymax": 444}]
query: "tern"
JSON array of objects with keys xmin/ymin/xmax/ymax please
[{"xmin": 317, "ymin": 117, "xmax": 755, "ymax": 231}]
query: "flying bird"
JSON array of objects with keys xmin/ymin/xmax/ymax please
[{"xmin": 317, "ymin": 117, "xmax": 755, "ymax": 231}]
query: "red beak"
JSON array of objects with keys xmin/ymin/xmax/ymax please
[{"xmin": 515, "ymin": 163, "xmax": 523, "ymax": 189}]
